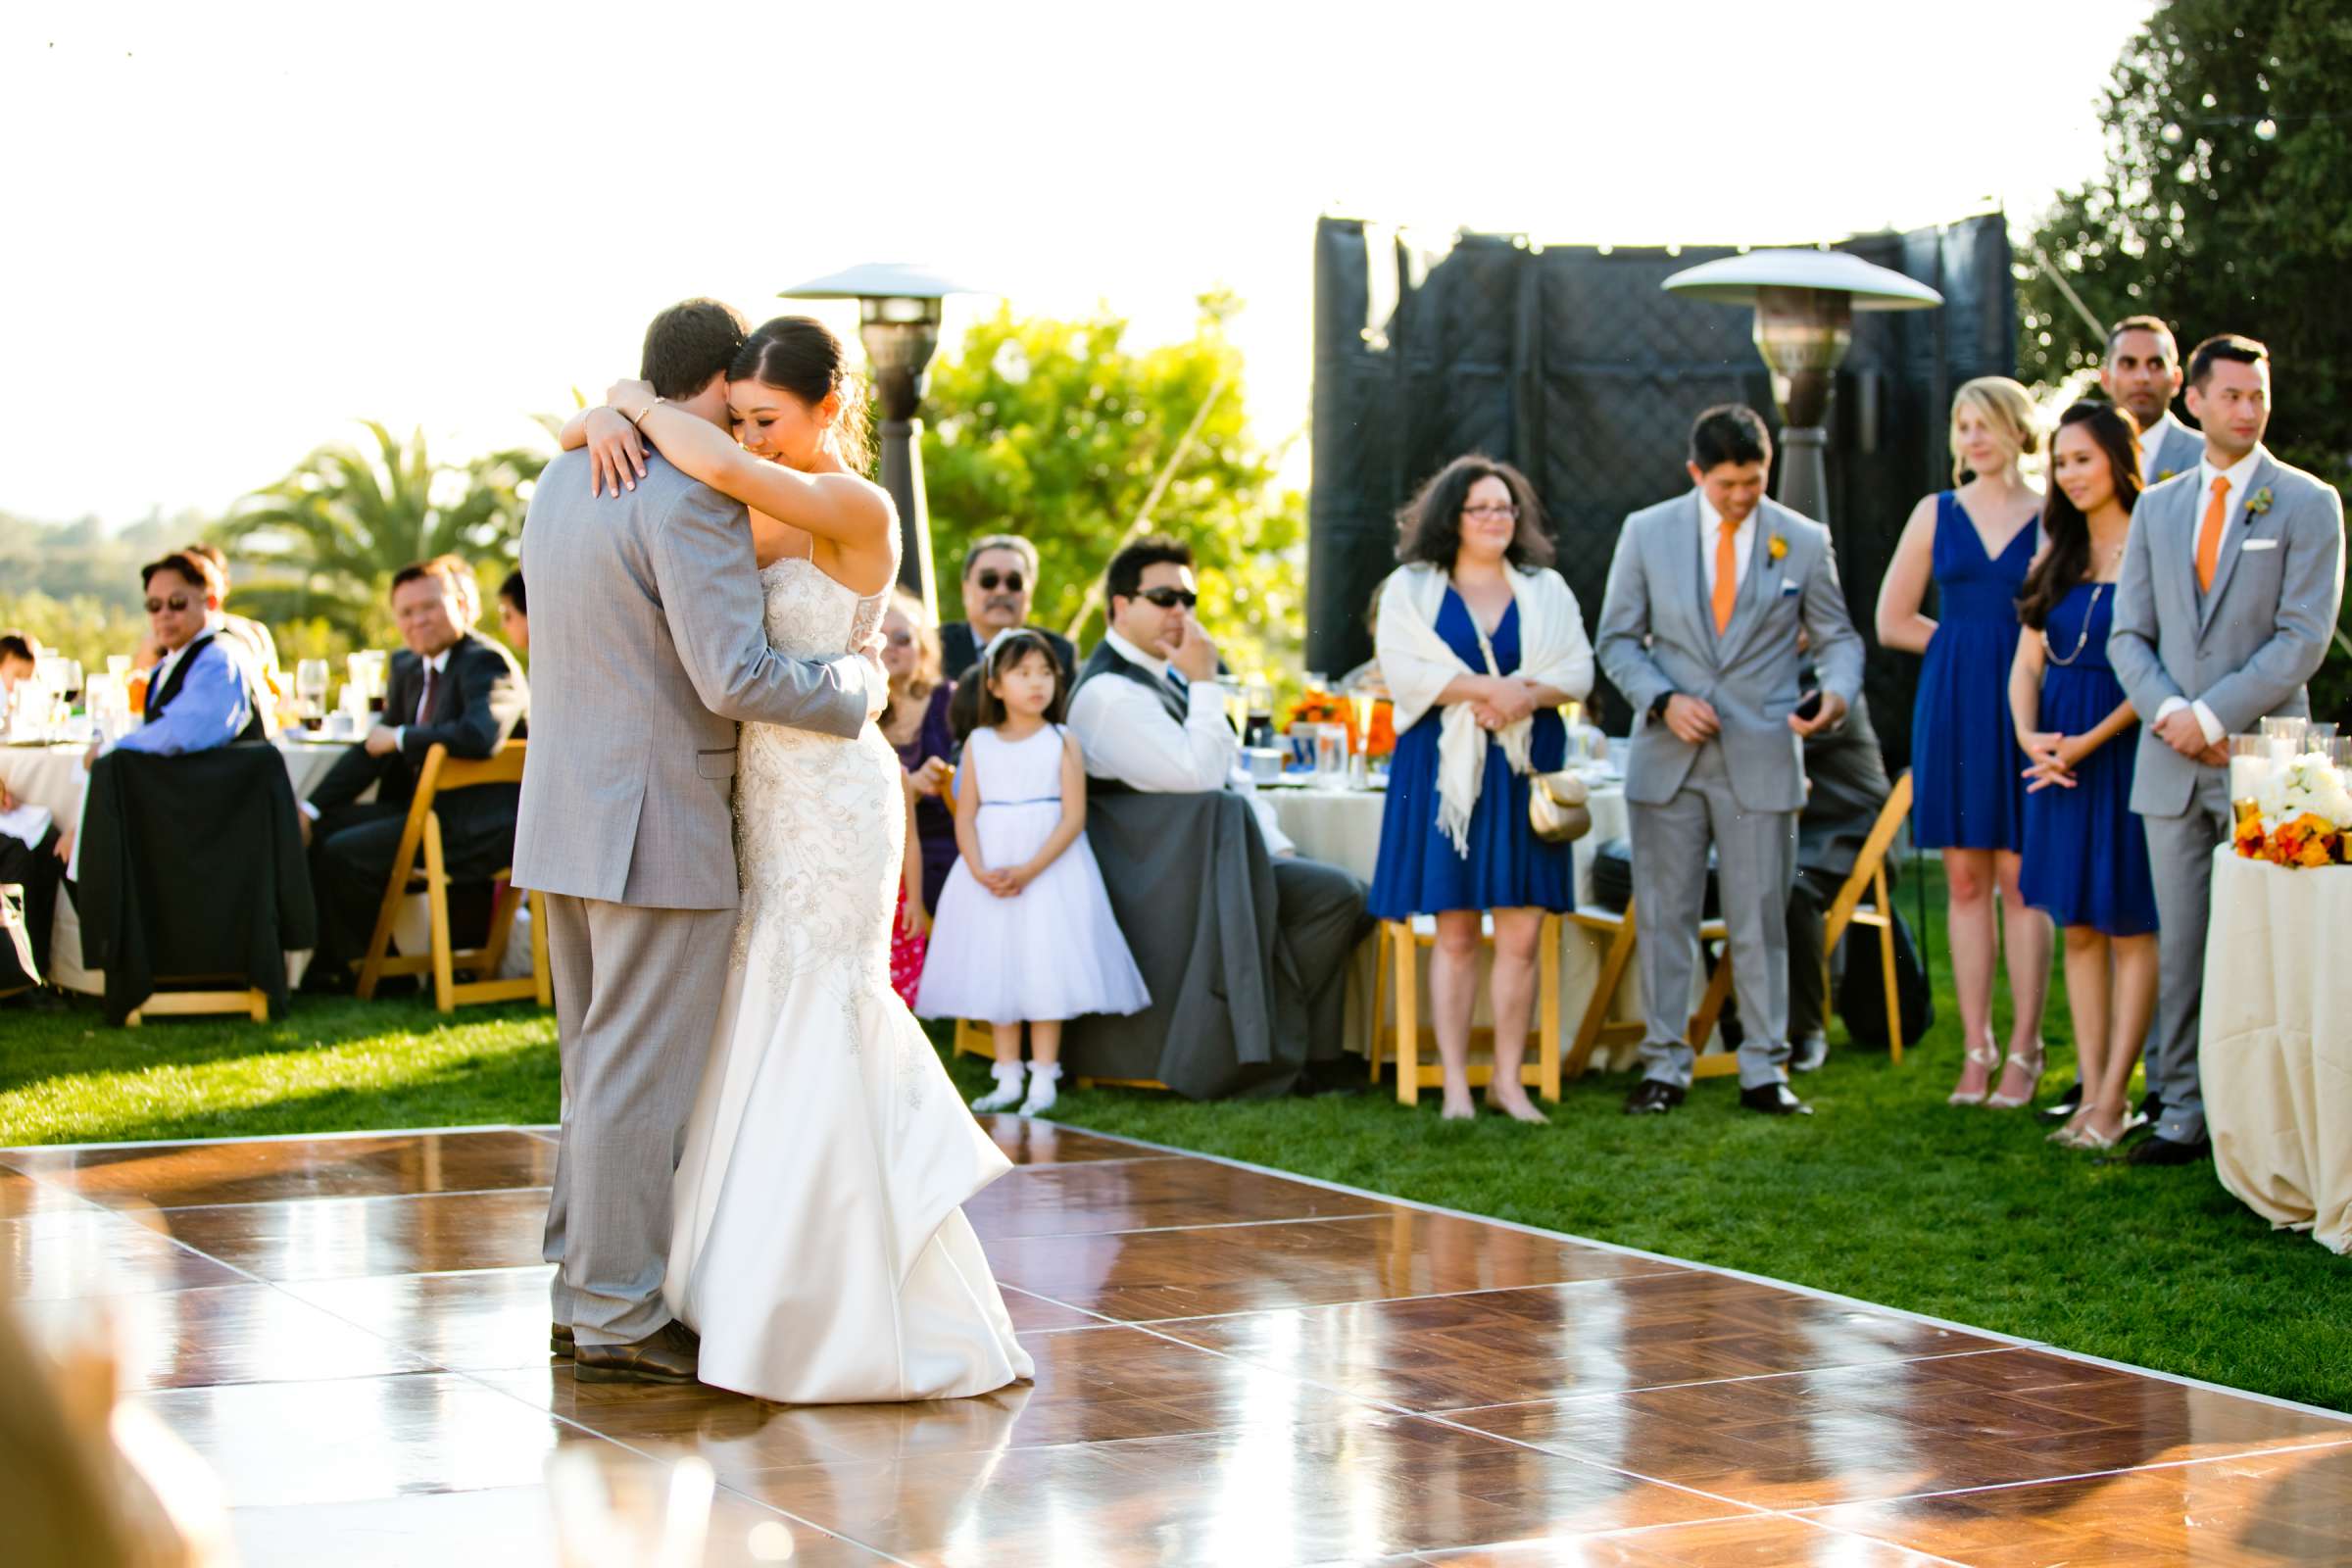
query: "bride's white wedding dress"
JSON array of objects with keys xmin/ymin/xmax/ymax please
[{"xmin": 663, "ymin": 555, "xmax": 1034, "ymax": 1402}]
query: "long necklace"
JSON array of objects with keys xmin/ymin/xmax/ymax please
[{"xmin": 2042, "ymin": 539, "xmax": 2124, "ymax": 667}]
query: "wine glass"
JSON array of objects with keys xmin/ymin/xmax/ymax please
[{"xmin": 296, "ymin": 660, "xmax": 330, "ymax": 732}]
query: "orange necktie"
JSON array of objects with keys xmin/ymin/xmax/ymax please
[
  {"xmin": 2196, "ymin": 475, "xmax": 2230, "ymax": 593},
  {"xmin": 1712, "ymin": 521, "xmax": 1740, "ymax": 634}
]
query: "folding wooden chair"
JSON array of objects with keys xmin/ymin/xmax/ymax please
[
  {"xmin": 1562, "ymin": 900, "xmax": 1736, "ymax": 1079},
  {"xmin": 1368, "ymin": 913, "xmax": 1563, "ymax": 1104},
  {"xmin": 1822, "ymin": 770, "xmax": 1915, "ymax": 1063},
  {"xmin": 354, "ymin": 741, "xmax": 550, "ymax": 1014}
]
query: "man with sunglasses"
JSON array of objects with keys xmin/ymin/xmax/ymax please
[
  {"xmin": 1069, "ymin": 535, "xmax": 1370, "ymax": 1095},
  {"xmin": 939, "ymin": 534, "xmax": 1075, "ymax": 685},
  {"xmin": 102, "ymin": 552, "xmax": 266, "ymax": 758}
]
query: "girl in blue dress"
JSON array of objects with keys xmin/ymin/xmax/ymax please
[
  {"xmin": 2011, "ymin": 402, "xmax": 2159, "ymax": 1151},
  {"xmin": 1372, "ymin": 456, "xmax": 1594, "ymax": 1123},
  {"xmin": 1877, "ymin": 376, "xmax": 2053, "ymax": 1109}
]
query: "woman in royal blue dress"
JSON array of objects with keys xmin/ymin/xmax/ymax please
[
  {"xmin": 1372, "ymin": 456, "xmax": 1594, "ymax": 1122},
  {"xmin": 2010, "ymin": 402, "xmax": 2159, "ymax": 1151},
  {"xmin": 1877, "ymin": 376, "xmax": 2053, "ymax": 1109}
]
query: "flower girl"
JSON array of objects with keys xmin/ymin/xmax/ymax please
[{"xmin": 915, "ymin": 629, "xmax": 1149, "ymax": 1115}]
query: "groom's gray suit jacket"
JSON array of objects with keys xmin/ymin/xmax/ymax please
[
  {"xmin": 2109, "ymin": 448, "xmax": 2345, "ymax": 818},
  {"xmin": 513, "ymin": 448, "xmax": 871, "ymax": 908},
  {"xmin": 1595, "ymin": 493, "xmax": 1864, "ymax": 812}
]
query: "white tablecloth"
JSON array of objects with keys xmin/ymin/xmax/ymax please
[
  {"xmin": 0, "ymin": 740, "xmax": 357, "ymax": 994},
  {"xmin": 2201, "ymin": 848, "xmax": 2352, "ymax": 1253},
  {"xmin": 1267, "ymin": 778, "xmax": 1647, "ymax": 1066}
]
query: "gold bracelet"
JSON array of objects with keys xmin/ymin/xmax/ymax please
[{"xmin": 626, "ymin": 401, "xmax": 655, "ymax": 429}]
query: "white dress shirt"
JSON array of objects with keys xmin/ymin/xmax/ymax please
[
  {"xmin": 2138, "ymin": 410, "xmax": 2189, "ymax": 488},
  {"xmin": 2154, "ymin": 445, "xmax": 2268, "ymax": 745},
  {"xmin": 1065, "ymin": 628, "xmax": 1295, "ymax": 856},
  {"xmin": 1696, "ymin": 489, "xmax": 1756, "ymax": 601}
]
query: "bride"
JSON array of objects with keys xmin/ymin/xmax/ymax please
[{"xmin": 563, "ymin": 315, "xmax": 1033, "ymax": 1403}]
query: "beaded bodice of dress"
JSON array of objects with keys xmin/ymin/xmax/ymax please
[{"xmin": 731, "ymin": 556, "xmax": 902, "ymax": 1012}]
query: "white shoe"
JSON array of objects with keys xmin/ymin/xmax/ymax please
[
  {"xmin": 971, "ymin": 1063, "xmax": 1026, "ymax": 1112},
  {"xmin": 1019, "ymin": 1063, "xmax": 1062, "ymax": 1117}
]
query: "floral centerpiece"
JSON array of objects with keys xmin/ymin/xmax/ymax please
[
  {"xmin": 2234, "ymin": 750, "xmax": 2352, "ymax": 867},
  {"xmin": 1282, "ymin": 686, "xmax": 1396, "ymax": 759}
]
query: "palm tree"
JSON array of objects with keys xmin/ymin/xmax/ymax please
[{"xmin": 220, "ymin": 421, "xmax": 549, "ymax": 639}]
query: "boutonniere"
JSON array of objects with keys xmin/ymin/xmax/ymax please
[
  {"xmin": 2157, "ymin": 468, "xmax": 2178, "ymax": 482},
  {"xmin": 2247, "ymin": 487, "xmax": 2274, "ymax": 516},
  {"xmin": 1767, "ymin": 532, "xmax": 1788, "ymax": 563}
]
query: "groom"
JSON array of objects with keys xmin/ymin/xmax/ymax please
[
  {"xmin": 2109, "ymin": 332, "xmax": 2344, "ymax": 1167},
  {"xmin": 514, "ymin": 299, "xmax": 884, "ymax": 1383}
]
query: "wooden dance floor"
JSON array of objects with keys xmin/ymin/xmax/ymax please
[{"xmin": 5, "ymin": 1120, "xmax": 2349, "ymax": 1566}]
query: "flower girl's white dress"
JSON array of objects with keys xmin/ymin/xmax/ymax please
[{"xmin": 913, "ymin": 724, "xmax": 1149, "ymax": 1024}]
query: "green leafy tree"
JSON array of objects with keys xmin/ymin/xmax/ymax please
[
  {"xmin": 220, "ymin": 421, "xmax": 549, "ymax": 642},
  {"xmin": 2017, "ymin": 0, "xmax": 2352, "ymax": 714},
  {"xmin": 920, "ymin": 295, "xmax": 1306, "ymax": 681}
]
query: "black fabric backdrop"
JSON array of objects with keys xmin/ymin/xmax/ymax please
[{"xmin": 1306, "ymin": 216, "xmax": 2015, "ymax": 771}]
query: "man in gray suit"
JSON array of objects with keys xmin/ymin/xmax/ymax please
[
  {"xmin": 1597, "ymin": 406, "xmax": 1866, "ymax": 1116},
  {"xmin": 2109, "ymin": 332, "xmax": 2345, "ymax": 1167},
  {"xmin": 514, "ymin": 300, "xmax": 883, "ymax": 1382},
  {"xmin": 2103, "ymin": 315, "xmax": 2205, "ymax": 490}
]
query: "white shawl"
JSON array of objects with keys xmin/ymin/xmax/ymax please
[{"xmin": 1375, "ymin": 563, "xmax": 1595, "ymax": 857}]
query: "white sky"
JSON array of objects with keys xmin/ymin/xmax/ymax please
[{"xmin": 3, "ymin": 0, "xmax": 2151, "ymax": 527}]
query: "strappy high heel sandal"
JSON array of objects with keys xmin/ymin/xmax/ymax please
[
  {"xmin": 1985, "ymin": 1043, "xmax": 2047, "ymax": 1110},
  {"xmin": 1947, "ymin": 1036, "xmax": 2001, "ymax": 1106}
]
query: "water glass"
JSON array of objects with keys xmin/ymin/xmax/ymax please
[
  {"xmin": 1312, "ymin": 723, "xmax": 1347, "ymax": 786},
  {"xmin": 107, "ymin": 655, "xmax": 131, "ymax": 682},
  {"xmin": 296, "ymin": 660, "xmax": 330, "ymax": 731}
]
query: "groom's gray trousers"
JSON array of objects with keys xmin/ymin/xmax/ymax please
[
  {"xmin": 1627, "ymin": 739, "xmax": 1797, "ymax": 1090},
  {"xmin": 540, "ymin": 894, "xmax": 734, "ymax": 1347}
]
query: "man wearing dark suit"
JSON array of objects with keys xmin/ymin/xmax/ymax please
[
  {"xmin": 938, "ymin": 533, "xmax": 1077, "ymax": 684},
  {"xmin": 1786, "ymin": 670, "xmax": 1893, "ymax": 1070},
  {"xmin": 301, "ymin": 557, "xmax": 528, "ymax": 986}
]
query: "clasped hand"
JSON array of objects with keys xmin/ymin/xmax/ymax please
[
  {"xmin": 976, "ymin": 863, "xmax": 1033, "ymax": 899},
  {"xmin": 2153, "ymin": 706, "xmax": 2227, "ymax": 767},
  {"xmin": 1471, "ymin": 676, "xmax": 1539, "ymax": 732},
  {"xmin": 585, "ymin": 378, "xmax": 658, "ymax": 499},
  {"xmin": 2021, "ymin": 730, "xmax": 2079, "ymax": 792}
]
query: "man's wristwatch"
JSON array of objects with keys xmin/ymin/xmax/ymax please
[{"xmin": 1648, "ymin": 691, "xmax": 1677, "ymax": 721}]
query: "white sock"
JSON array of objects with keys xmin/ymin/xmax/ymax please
[
  {"xmin": 971, "ymin": 1061, "xmax": 1026, "ymax": 1112},
  {"xmin": 1019, "ymin": 1062, "xmax": 1063, "ymax": 1117}
]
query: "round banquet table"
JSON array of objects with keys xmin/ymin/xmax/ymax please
[
  {"xmin": 1265, "ymin": 773, "xmax": 1652, "ymax": 1070},
  {"xmin": 0, "ymin": 738, "xmax": 358, "ymax": 994},
  {"xmin": 2199, "ymin": 847, "xmax": 2352, "ymax": 1253}
]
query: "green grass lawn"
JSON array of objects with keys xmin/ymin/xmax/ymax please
[{"xmin": 4, "ymin": 867, "xmax": 2346, "ymax": 1412}]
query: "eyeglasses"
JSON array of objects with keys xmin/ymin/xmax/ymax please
[
  {"xmin": 144, "ymin": 594, "xmax": 198, "ymax": 614},
  {"xmin": 1462, "ymin": 503, "xmax": 1520, "ymax": 520},
  {"xmin": 1138, "ymin": 587, "xmax": 1198, "ymax": 610},
  {"xmin": 884, "ymin": 631, "xmax": 915, "ymax": 648},
  {"xmin": 973, "ymin": 569, "xmax": 1026, "ymax": 593}
]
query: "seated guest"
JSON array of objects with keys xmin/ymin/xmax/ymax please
[
  {"xmin": 497, "ymin": 568, "xmax": 529, "ymax": 655},
  {"xmin": 99, "ymin": 552, "xmax": 265, "ymax": 759},
  {"xmin": 1786, "ymin": 662, "xmax": 1894, "ymax": 1072},
  {"xmin": 300, "ymin": 558, "xmax": 528, "ymax": 985},
  {"xmin": 0, "ymin": 770, "xmax": 67, "ymax": 1004},
  {"xmin": 0, "ymin": 631, "xmax": 33, "ymax": 697},
  {"xmin": 1067, "ymin": 535, "xmax": 1370, "ymax": 1090},
  {"xmin": 1371, "ymin": 455, "xmax": 1594, "ymax": 1122},
  {"xmin": 940, "ymin": 533, "xmax": 1076, "ymax": 685},
  {"xmin": 181, "ymin": 541, "xmax": 281, "ymax": 691},
  {"xmin": 880, "ymin": 589, "xmax": 957, "ymax": 915}
]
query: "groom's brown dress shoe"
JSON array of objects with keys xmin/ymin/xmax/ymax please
[
  {"xmin": 552, "ymin": 1322, "xmax": 574, "ymax": 1359},
  {"xmin": 572, "ymin": 1320, "xmax": 699, "ymax": 1385}
]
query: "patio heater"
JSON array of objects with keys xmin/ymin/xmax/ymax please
[
  {"xmin": 1661, "ymin": 249, "xmax": 1942, "ymax": 522},
  {"xmin": 780, "ymin": 263, "xmax": 990, "ymax": 612}
]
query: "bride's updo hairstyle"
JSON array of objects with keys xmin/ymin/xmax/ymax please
[{"xmin": 730, "ymin": 316, "xmax": 873, "ymax": 474}]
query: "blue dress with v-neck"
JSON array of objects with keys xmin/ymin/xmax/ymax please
[{"xmin": 1910, "ymin": 491, "xmax": 2034, "ymax": 851}]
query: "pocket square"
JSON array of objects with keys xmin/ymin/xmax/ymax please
[
  {"xmin": 1780, "ymin": 582, "xmax": 1802, "ymax": 597},
  {"xmin": 2241, "ymin": 538, "xmax": 2279, "ymax": 552}
]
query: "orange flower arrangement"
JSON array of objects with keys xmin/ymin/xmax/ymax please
[
  {"xmin": 2265, "ymin": 812, "xmax": 2342, "ymax": 868},
  {"xmin": 1282, "ymin": 689, "xmax": 1396, "ymax": 760}
]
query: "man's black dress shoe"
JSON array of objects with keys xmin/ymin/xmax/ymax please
[
  {"xmin": 552, "ymin": 1322, "xmax": 573, "ymax": 1358},
  {"xmin": 572, "ymin": 1320, "xmax": 699, "ymax": 1384},
  {"xmin": 2042, "ymin": 1081, "xmax": 2083, "ymax": 1119},
  {"xmin": 2126, "ymin": 1133, "xmax": 2211, "ymax": 1166},
  {"xmin": 1623, "ymin": 1080, "xmax": 1685, "ymax": 1115},
  {"xmin": 1739, "ymin": 1081, "xmax": 1812, "ymax": 1116}
]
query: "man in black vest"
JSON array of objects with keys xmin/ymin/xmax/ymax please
[
  {"xmin": 300, "ymin": 557, "xmax": 528, "ymax": 987},
  {"xmin": 1065, "ymin": 535, "xmax": 1369, "ymax": 1092},
  {"xmin": 104, "ymin": 552, "xmax": 269, "ymax": 760}
]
